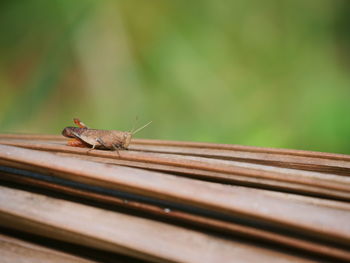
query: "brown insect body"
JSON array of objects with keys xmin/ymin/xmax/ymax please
[
  {"xmin": 62, "ymin": 119, "xmax": 150, "ymax": 150},
  {"xmin": 75, "ymin": 128, "xmax": 131, "ymax": 149}
]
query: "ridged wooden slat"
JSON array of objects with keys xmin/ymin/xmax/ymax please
[
  {"xmin": 1, "ymin": 134, "xmax": 350, "ymax": 262},
  {"xmin": 1, "ymin": 134, "xmax": 349, "ymax": 170},
  {"xmin": 134, "ymin": 139, "xmax": 350, "ymax": 161},
  {"xmin": 57, "ymin": 151, "xmax": 350, "ymax": 201},
  {"xmin": 1, "ymin": 139, "xmax": 349, "ymax": 201},
  {"xmin": 0, "ymin": 186, "xmax": 315, "ymax": 263},
  {"xmin": 0, "ymin": 145, "xmax": 349, "ymax": 246},
  {"xmin": 130, "ymin": 141, "xmax": 350, "ymax": 175},
  {"xmin": 2, "ymin": 171, "xmax": 350, "ymax": 261},
  {"xmin": 1, "ymin": 134, "xmax": 349, "ymax": 162},
  {"xmin": 0, "ymin": 234, "xmax": 93, "ymax": 263}
]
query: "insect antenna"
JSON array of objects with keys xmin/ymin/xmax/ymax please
[
  {"xmin": 131, "ymin": 121, "xmax": 152, "ymax": 135},
  {"xmin": 130, "ymin": 116, "xmax": 139, "ymax": 134}
]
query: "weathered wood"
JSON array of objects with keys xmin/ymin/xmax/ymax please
[
  {"xmin": 2, "ymin": 171, "xmax": 350, "ymax": 261},
  {"xmin": 0, "ymin": 145, "xmax": 349, "ymax": 247},
  {"xmin": 1, "ymin": 139, "xmax": 349, "ymax": 201},
  {"xmin": 0, "ymin": 234, "xmax": 92, "ymax": 263},
  {"xmin": 1, "ymin": 135, "xmax": 350, "ymax": 262},
  {"xmin": 0, "ymin": 186, "xmax": 315, "ymax": 263}
]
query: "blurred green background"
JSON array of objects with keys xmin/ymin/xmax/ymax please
[{"xmin": 0, "ymin": 0, "xmax": 349, "ymax": 154}]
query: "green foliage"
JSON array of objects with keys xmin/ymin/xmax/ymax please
[{"xmin": 0, "ymin": 0, "xmax": 349, "ymax": 154}]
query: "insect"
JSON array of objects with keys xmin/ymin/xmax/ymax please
[{"xmin": 62, "ymin": 118, "xmax": 152, "ymax": 150}]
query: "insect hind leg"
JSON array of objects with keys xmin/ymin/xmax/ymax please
[
  {"xmin": 96, "ymin": 137, "xmax": 109, "ymax": 149},
  {"xmin": 87, "ymin": 137, "xmax": 105, "ymax": 154},
  {"xmin": 112, "ymin": 144, "xmax": 122, "ymax": 158}
]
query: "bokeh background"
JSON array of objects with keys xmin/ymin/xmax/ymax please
[{"xmin": 0, "ymin": 0, "xmax": 349, "ymax": 154}]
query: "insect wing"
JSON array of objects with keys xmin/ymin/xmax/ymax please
[{"xmin": 72, "ymin": 131, "xmax": 95, "ymax": 146}]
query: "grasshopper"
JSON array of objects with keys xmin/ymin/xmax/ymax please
[{"xmin": 62, "ymin": 118, "xmax": 152, "ymax": 150}]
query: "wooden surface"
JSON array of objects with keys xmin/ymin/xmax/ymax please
[
  {"xmin": 0, "ymin": 134, "xmax": 349, "ymax": 262},
  {"xmin": 0, "ymin": 234, "xmax": 92, "ymax": 263},
  {"xmin": 1, "ymin": 186, "xmax": 316, "ymax": 263}
]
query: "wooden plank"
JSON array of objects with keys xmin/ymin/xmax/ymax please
[
  {"xmin": 133, "ymin": 139, "xmax": 350, "ymax": 161},
  {"xmin": 1, "ymin": 140, "xmax": 349, "ymax": 201},
  {"xmin": 56, "ymin": 151, "xmax": 350, "ymax": 201},
  {"xmin": 1, "ymin": 171, "xmax": 350, "ymax": 261},
  {"xmin": 0, "ymin": 186, "xmax": 314, "ymax": 263},
  {"xmin": 0, "ymin": 234, "xmax": 93, "ymax": 263},
  {"xmin": 0, "ymin": 145, "xmax": 349, "ymax": 247},
  {"xmin": 0, "ymin": 134, "xmax": 349, "ymax": 162},
  {"xmin": 1, "ymin": 136, "xmax": 349, "ymax": 175}
]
